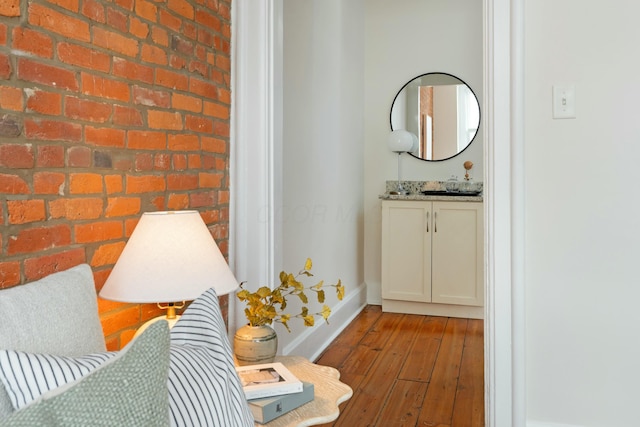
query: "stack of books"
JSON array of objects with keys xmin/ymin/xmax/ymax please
[{"xmin": 236, "ymin": 362, "xmax": 315, "ymax": 424}]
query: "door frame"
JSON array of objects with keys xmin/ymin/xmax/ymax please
[{"xmin": 230, "ymin": 1, "xmax": 526, "ymax": 425}]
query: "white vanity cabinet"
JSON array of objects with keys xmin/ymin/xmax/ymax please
[{"xmin": 381, "ymin": 200, "xmax": 484, "ymax": 319}]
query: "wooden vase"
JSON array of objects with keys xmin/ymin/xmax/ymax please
[{"xmin": 234, "ymin": 324, "xmax": 278, "ymax": 366}]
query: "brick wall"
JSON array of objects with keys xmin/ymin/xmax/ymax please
[{"xmin": 0, "ymin": 0, "xmax": 232, "ymax": 350}]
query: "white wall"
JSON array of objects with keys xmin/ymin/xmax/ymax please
[
  {"xmin": 363, "ymin": 0, "xmax": 484, "ymax": 303},
  {"xmin": 277, "ymin": 0, "xmax": 367, "ymax": 358},
  {"xmin": 524, "ymin": 1, "xmax": 640, "ymax": 426}
]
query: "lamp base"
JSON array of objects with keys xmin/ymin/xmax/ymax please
[{"xmin": 134, "ymin": 315, "xmax": 181, "ymax": 338}]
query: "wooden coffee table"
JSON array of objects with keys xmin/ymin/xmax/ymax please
[{"xmin": 255, "ymin": 356, "xmax": 352, "ymax": 427}]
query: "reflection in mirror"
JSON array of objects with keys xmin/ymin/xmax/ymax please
[{"xmin": 390, "ymin": 73, "xmax": 480, "ymax": 161}]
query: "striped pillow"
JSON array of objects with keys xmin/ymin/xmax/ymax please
[
  {"xmin": 0, "ymin": 288, "xmax": 254, "ymax": 427},
  {"xmin": 0, "ymin": 351, "xmax": 117, "ymax": 410},
  {"xmin": 168, "ymin": 287, "xmax": 254, "ymax": 427}
]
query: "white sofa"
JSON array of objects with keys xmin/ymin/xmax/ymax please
[{"xmin": 0, "ymin": 264, "xmax": 254, "ymax": 426}]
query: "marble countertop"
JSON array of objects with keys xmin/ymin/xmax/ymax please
[
  {"xmin": 380, "ymin": 180, "xmax": 483, "ymax": 202},
  {"xmin": 379, "ymin": 192, "xmax": 483, "ymax": 202}
]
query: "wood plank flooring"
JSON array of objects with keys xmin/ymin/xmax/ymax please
[{"xmin": 314, "ymin": 305, "xmax": 484, "ymax": 427}]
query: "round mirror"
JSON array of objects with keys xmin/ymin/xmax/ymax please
[{"xmin": 390, "ymin": 72, "xmax": 480, "ymax": 161}]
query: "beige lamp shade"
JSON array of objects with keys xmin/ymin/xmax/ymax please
[{"xmin": 99, "ymin": 210, "xmax": 238, "ymax": 303}]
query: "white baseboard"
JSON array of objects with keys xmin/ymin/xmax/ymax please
[
  {"xmin": 528, "ymin": 421, "xmax": 585, "ymax": 427},
  {"xmin": 280, "ymin": 282, "xmax": 367, "ymax": 361}
]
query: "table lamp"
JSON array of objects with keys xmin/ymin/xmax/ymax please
[
  {"xmin": 99, "ymin": 210, "xmax": 239, "ymax": 335},
  {"xmin": 388, "ymin": 129, "xmax": 418, "ymax": 195}
]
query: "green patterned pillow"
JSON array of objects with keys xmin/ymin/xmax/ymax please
[{"xmin": 0, "ymin": 321, "xmax": 171, "ymax": 426}]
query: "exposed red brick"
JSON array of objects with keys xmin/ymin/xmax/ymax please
[
  {"xmin": 93, "ymin": 27, "xmax": 139, "ymax": 58},
  {"xmin": 167, "ymin": 173, "xmax": 197, "ymax": 190},
  {"xmin": 33, "ymin": 171, "xmax": 66, "ymax": 194},
  {"xmin": 8, "ymin": 199, "xmax": 46, "ymax": 224},
  {"xmin": 0, "ymin": 54, "xmax": 10, "ymax": 79},
  {"xmin": 81, "ymin": 72, "xmax": 130, "ymax": 102},
  {"xmin": 0, "ymin": 144, "xmax": 34, "ymax": 168},
  {"xmin": 0, "ymin": 0, "xmax": 19, "ymax": 17},
  {"xmin": 17, "ymin": 58, "xmax": 78, "ymax": 91},
  {"xmin": 85, "ymin": 126, "xmax": 126, "ymax": 148},
  {"xmin": 48, "ymin": 0, "xmax": 80, "ymax": 13},
  {"xmin": 23, "ymin": 249, "xmax": 86, "ymax": 282},
  {"xmin": 0, "ymin": 262, "xmax": 21, "ymax": 289},
  {"xmin": 168, "ymin": 0, "xmax": 194, "ymax": 19},
  {"xmin": 168, "ymin": 134, "xmax": 199, "ymax": 151},
  {"xmin": 28, "ymin": 4, "xmax": 90, "ymax": 42},
  {"xmin": 154, "ymin": 153, "xmax": 170, "ymax": 170},
  {"xmin": 24, "ymin": 119, "xmax": 82, "ymax": 142},
  {"xmin": 100, "ymin": 305, "xmax": 140, "ymax": 337},
  {"xmin": 0, "ymin": 87, "xmax": 23, "ymax": 111},
  {"xmin": 151, "ymin": 26, "xmax": 169, "ymax": 47},
  {"xmin": 187, "ymin": 153, "xmax": 201, "ymax": 169},
  {"xmin": 75, "ymin": 221, "xmax": 123, "ymax": 243},
  {"xmin": 189, "ymin": 190, "xmax": 215, "ymax": 208},
  {"xmin": 57, "ymin": 43, "xmax": 111, "ymax": 73},
  {"xmin": 155, "ymin": 68, "xmax": 189, "ymax": 91},
  {"xmin": 105, "ymin": 197, "xmax": 141, "ymax": 217},
  {"xmin": 140, "ymin": 43, "xmax": 167, "ymax": 65},
  {"xmin": 113, "ymin": 105, "xmax": 144, "ymax": 126},
  {"xmin": 195, "ymin": 9, "xmax": 220, "ymax": 30},
  {"xmin": 65, "ymin": 97, "xmax": 112, "ymax": 123},
  {"xmin": 8, "ymin": 224, "xmax": 72, "ymax": 255},
  {"xmin": 135, "ymin": 0, "xmax": 158, "ymax": 22},
  {"xmin": 132, "ymin": 86, "xmax": 170, "ymax": 108},
  {"xmin": 113, "ymin": 58, "xmax": 154, "ymax": 84},
  {"xmin": 189, "ymin": 78, "xmax": 217, "ymax": 100},
  {"xmin": 13, "ymin": 28, "xmax": 53, "ymax": 58},
  {"xmin": 213, "ymin": 120, "xmax": 229, "ymax": 137},
  {"xmin": 148, "ymin": 110, "xmax": 183, "ymax": 130},
  {"xmin": 107, "ymin": 7, "xmax": 128, "ymax": 33},
  {"xmin": 158, "ymin": 9, "xmax": 180, "ymax": 32},
  {"xmin": 49, "ymin": 198, "xmax": 103, "ymax": 220},
  {"xmin": 135, "ymin": 153, "xmax": 153, "ymax": 171},
  {"xmin": 69, "ymin": 173, "xmax": 103, "ymax": 194},
  {"xmin": 204, "ymin": 101, "xmax": 229, "ymax": 119},
  {"xmin": 201, "ymin": 136, "xmax": 226, "ymax": 153},
  {"xmin": 183, "ymin": 22, "xmax": 196, "ymax": 41},
  {"xmin": 82, "ymin": 0, "xmax": 106, "ymax": 23},
  {"xmin": 25, "ymin": 90, "xmax": 62, "ymax": 116},
  {"xmin": 218, "ymin": 87, "xmax": 230, "ymax": 104},
  {"xmin": 185, "ymin": 115, "xmax": 213, "ymax": 133},
  {"xmin": 125, "ymin": 175, "xmax": 166, "ymax": 193},
  {"xmin": 0, "ymin": 174, "xmax": 29, "ymax": 194},
  {"xmin": 199, "ymin": 172, "xmax": 223, "ymax": 188},
  {"xmin": 105, "ymin": 175, "xmax": 123, "ymax": 194},
  {"xmin": 127, "ymin": 130, "xmax": 166, "ymax": 150},
  {"xmin": 36, "ymin": 146, "xmax": 65, "ymax": 168},
  {"xmin": 172, "ymin": 154, "xmax": 187, "ymax": 170},
  {"xmin": 90, "ymin": 241, "xmax": 125, "ymax": 267},
  {"xmin": 167, "ymin": 193, "xmax": 189, "ymax": 210},
  {"xmin": 68, "ymin": 146, "xmax": 92, "ymax": 167},
  {"xmin": 130, "ymin": 17, "xmax": 149, "ymax": 39},
  {"xmin": 173, "ymin": 93, "xmax": 202, "ymax": 113}
]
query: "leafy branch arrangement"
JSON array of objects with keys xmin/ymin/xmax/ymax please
[{"xmin": 237, "ymin": 258, "xmax": 345, "ymax": 332}]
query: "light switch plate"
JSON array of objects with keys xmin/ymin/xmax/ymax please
[{"xmin": 552, "ymin": 85, "xmax": 576, "ymax": 119}]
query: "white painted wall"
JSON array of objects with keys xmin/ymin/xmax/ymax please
[
  {"xmin": 524, "ymin": 1, "xmax": 640, "ymax": 426},
  {"xmin": 363, "ymin": 0, "xmax": 483, "ymax": 303},
  {"xmin": 277, "ymin": 0, "xmax": 367, "ymax": 358}
]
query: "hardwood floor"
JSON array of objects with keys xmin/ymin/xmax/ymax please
[{"xmin": 314, "ymin": 305, "xmax": 484, "ymax": 427}]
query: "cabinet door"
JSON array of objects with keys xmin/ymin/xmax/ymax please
[
  {"xmin": 431, "ymin": 202, "xmax": 484, "ymax": 306},
  {"xmin": 381, "ymin": 201, "xmax": 431, "ymax": 302}
]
